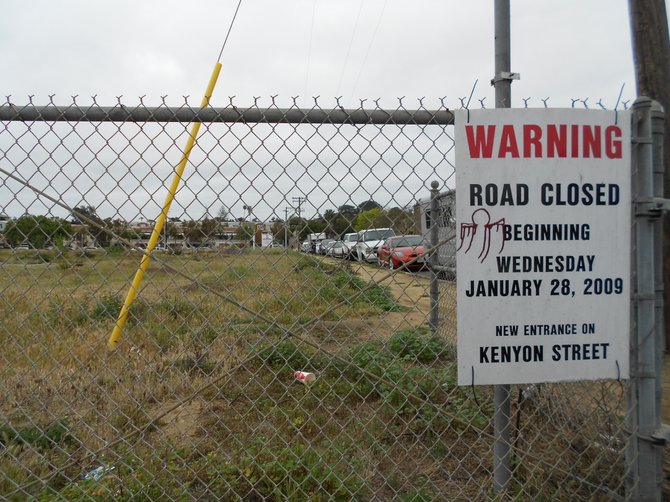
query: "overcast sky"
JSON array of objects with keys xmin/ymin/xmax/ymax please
[
  {"xmin": 1, "ymin": 0, "xmax": 650, "ymax": 109},
  {"xmin": 0, "ymin": 1, "xmax": 665, "ymax": 222}
]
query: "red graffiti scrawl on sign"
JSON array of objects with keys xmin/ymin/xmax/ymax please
[{"xmin": 458, "ymin": 208, "xmax": 506, "ymax": 263}]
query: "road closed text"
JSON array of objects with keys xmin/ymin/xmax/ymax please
[{"xmin": 479, "ymin": 342, "xmax": 610, "ymax": 364}]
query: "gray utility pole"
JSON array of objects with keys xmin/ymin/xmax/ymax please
[
  {"xmin": 292, "ymin": 196, "xmax": 305, "ymax": 218},
  {"xmin": 292, "ymin": 196, "xmax": 306, "ymax": 243},
  {"xmin": 284, "ymin": 206, "xmax": 292, "ymax": 248},
  {"xmin": 492, "ymin": 0, "xmax": 518, "ymax": 493},
  {"xmin": 243, "ymin": 204, "xmax": 255, "ymax": 248}
]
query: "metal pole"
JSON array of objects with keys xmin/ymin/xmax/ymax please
[
  {"xmin": 429, "ymin": 180, "xmax": 440, "ymax": 332},
  {"xmin": 651, "ymin": 100, "xmax": 665, "ymax": 493},
  {"xmin": 630, "ymin": 97, "xmax": 661, "ymax": 501},
  {"xmin": 493, "ymin": 0, "xmax": 512, "ymax": 492},
  {"xmin": 284, "ymin": 207, "xmax": 290, "ymax": 248},
  {"xmin": 292, "ymin": 196, "xmax": 306, "ymax": 248}
]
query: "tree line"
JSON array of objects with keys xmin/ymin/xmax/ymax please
[{"xmin": 3, "ymin": 200, "xmax": 419, "ymax": 249}]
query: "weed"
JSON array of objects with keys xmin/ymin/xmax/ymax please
[
  {"xmin": 388, "ymin": 327, "xmax": 451, "ymax": 362},
  {"xmin": 172, "ymin": 355, "xmax": 216, "ymax": 376},
  {"xmin": 260, "ymin": 339, "xmax": 323, "ymax": 370},
  {"xmin": 360, "ymin": 284, "xmax": 399, "ymax": 311},
  {"xmin": 88, "ymin": 294, "xmax": 124, "ymax": 321},
  {"xmin": 219, "ymin": 265, "xmax": 249, "ymax": 283},
  {"xmin": 206, "ymin": 440, "xmax": 367, "ymax": 500},
  {"xmin": 0, "ymin": 420, "xmax": 73, "ymax": 449},
  {"xmin": 293, "ymin": 256, "xmax": 324, "ymax": 272},
  {"xmin": 333, "ymin": 270, "xmax": 399, "ymax": 312},
  {"xmin": 155, "ymin": 296, "xmax": 202, "ymax": 320}
]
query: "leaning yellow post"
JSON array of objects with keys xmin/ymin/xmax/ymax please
[{"xmin": 107, "ymin": 62, "xmax": 222, "ymax": 352}]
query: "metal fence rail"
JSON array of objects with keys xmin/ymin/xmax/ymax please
[{"xmin": 0, "ymin": 97, "xmax": 659, "ymax": 500}]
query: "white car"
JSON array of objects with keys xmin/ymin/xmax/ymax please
[
  {"xmin": 354, "ymin": 228, "xmax": 396, "ymax": 263},
  {"xmin": 341, "ymin": 232, "xmax": 359, "ymax": 260}
]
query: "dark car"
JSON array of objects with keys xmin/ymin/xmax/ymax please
[{"xmin": 377, "ymin": 235, "xmax": 428, "ymax": 271}]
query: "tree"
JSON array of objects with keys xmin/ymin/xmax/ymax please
[
  {"xmin": 71, "ymin": 205, "xmax": 110, "ymax": 247},
  {"xmin": 5, "ymin": 215, "xmax": 71, "ymax": 248},
  {"xmin": 353, "ymin": 208, "xmax": 392, "ymax": 231},
  {"xmin": 271, "ymin": 219, "xmax": 285, "ymax": 243},
  {"xmin": 165, "ymin": 221, "xmax": 179, "ymax": 241},
  {"xmin": 358, "ymin": 200, "xmax": 381, "ymax": 212},
  {"xmin": 106, "ymin": 218, "xmax": 134, "ymax": 245},
  {"xmin": 216, "ymin": 204, "xmax": 229, "ymax": 221},
  {"xmin": 200, "ymin": 218, "xmax": 218, "ymax": 240},
  {"xmin": 235, "ymin": 223, "xmax": 254, "ymax": 243},
  {"xmin": 387, "ymin": 207, "xmax": 417, "ymax": 234},
  {"xmin": 629, "ymin": 0, "xmax": 670, "ymax": 347},
  {"xmin": 338, "ymin": 204, "xmax": 358, "ymax": 216},
  {"xmin": 330, "ymin": 214, "xmax": 355, "ymax": 238},
  {"xmin": 182, "ymin": 221, "xmax": 201, "ymax": 244}
]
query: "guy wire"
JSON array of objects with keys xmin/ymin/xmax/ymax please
[{"xmin": 217, "ymin": 0, "xmax": 244, "ymax": 62}]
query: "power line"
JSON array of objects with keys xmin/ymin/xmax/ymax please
[
  {"xmin": 303, "ymin": 0, "xmax": 317, "ymax": 99},
  {"xmin": 348, "ymin": 0, "xmax": 388, "ymax": 105},
  {"xmin": 335, "ymin": 0, "xmax": 365, "ymax": 98}
]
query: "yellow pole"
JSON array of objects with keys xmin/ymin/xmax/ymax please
[{"xmin": 108, "ymin": 62, "xmax": 222, "ymax": 351}]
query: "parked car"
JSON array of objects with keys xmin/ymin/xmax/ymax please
[
  {"xmin": 341, "ymin": 232, "xmax": 359, "ymax": 260},
  {"xmin": 326, "ymin": 240, "xmax": 347, "ymax": 258},
  {"xmin": 317, "ymin": 238, "xmax": 335, "ymax": 255},
  {"xmin": 300, "ymin": 241, "xmax": 311, "ymax": 253},
  {"xmin": 354, "ymin": 228, "xmax": 396, "ymax": 263},
  {"xmin": 377, "ymin": 235, "xmax": 428, "ymax": 271}
]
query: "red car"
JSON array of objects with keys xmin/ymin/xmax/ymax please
[{"xmin": 377, "ymin": 235, "xmax": 428, "ymax": 271}]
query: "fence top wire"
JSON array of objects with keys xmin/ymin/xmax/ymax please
[{"xmin": 0, "ymin": 104, "xmax": 454, "ymax": 125}]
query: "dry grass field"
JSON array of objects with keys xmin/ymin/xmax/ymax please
[
  {"xmin": 1, "ymin": 247, "xmax": 492, "ymax": 500},
  {"xmin": 0, "ymin": 247, "xmax": 642, "ymax": 500}
]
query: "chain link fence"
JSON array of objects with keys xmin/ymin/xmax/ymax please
[{"xmin": 0, "ymin": 97, "xmax": 659, "ymax": 500}]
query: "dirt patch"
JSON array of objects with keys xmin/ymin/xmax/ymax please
[
  {"xmin": 352, "ymin": 262, "xmax": 432, "ymax": 328},
  {"xmin": 156, "ymin": 398, "xmax": 205, "ymax": 441}
]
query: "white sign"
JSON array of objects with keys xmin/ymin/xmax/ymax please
[{"xmin": 455, "ymin": 109, "xmax": 630, "ymax": 385}]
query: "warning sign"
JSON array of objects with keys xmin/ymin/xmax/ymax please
[{"xmin": 455, "ymin": 108, "xmax": 630, "ymax": 385}]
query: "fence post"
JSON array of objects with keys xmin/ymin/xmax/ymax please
[
  {"xmin": 629, "ymin": 96, "xmax": 664, "ymax": 501},
  {"xmin": 492, "ymin": 0, "xmax": 513, "ymax": 491},
  {"xmin": 429, "ymin": 180, "xmax": 440, "ymax": 332},
  {"xmin": 652, "ymin": 100, "xmax": 666, "ymax": 497}
]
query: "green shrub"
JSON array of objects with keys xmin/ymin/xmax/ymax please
[{"xmin": 260, "ymin": 339, "xmax": 321, "ymax": 370}]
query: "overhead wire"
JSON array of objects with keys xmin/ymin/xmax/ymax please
[
  {"xmin": 335, "ymin": 0, "xmax": 365, "ymax": 99},
  {"xmin": 348, "ymin": 0, "xmax": 388, "ymax": 106},
  {"xmin": 303, "ymin": 0, "xmax": 317, "ymax": 99}
]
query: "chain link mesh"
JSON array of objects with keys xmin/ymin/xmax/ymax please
[{"xmin": 0, "ymin": 97, "xmax": 649, "ymax": 500}]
